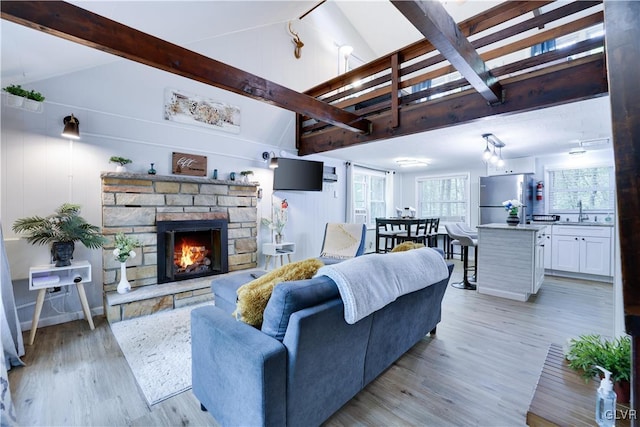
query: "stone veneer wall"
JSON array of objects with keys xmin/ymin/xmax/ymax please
[{"xmin": 101, "ymin": 172, "xmax": 258, "ymax": 322}]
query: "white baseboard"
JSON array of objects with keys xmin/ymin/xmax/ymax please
[{"xmin": 21, "ymin": 306, "xmax": 104, "ymax": 332}]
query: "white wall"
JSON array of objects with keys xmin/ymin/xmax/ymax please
[{"xmin": 1, "ymin": 16, "xmax": 362, "ymax": 328}]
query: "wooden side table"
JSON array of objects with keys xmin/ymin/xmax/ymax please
[
  {"xmin": 527, "ymin": 343, "xmax": 631, "ymax": 426},
  {"xmin": 28, "ymin": 260, "xmax": 94, "ymax": 345},
  {"xmin": 263, "ymin": 242, "xmax": 296, "ymax": 270}
]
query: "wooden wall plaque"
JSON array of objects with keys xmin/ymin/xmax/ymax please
[{"xmin": 172, "ymin": 152, "xmax": 207, "ymax": 176}]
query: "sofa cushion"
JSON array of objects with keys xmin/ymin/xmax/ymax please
[
  {"xmin": 234, "ymin": 258, "xmax": 324, "ymax": 327},
  {"xmin": 261, "ymin": 275, "xmax": 339, "ymax": 341},
  {"xmin": 211, "ymin": 270, "xmax": 267, "ymax": 314}
]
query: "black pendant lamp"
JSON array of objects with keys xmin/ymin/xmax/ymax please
[{"xmin": 62, "ymin": 114, "xmax": 80, "ymax": 139}]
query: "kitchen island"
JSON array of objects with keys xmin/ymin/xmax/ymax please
[{"xmin": 477, "ymin": 223, "xmax": 547, "ymax": 301}]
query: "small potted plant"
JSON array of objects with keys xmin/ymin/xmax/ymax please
[
  {"xmin": 109, "ymin": 156, "xmax": 132, "ymax": 172},
  {"xmin": 23, "ymin": 89, "xmax": 46, "ymax": 112},
  {"xmin": 3, "ymin": 84, "xmax": 28, "ymax": 108},
  {"xmin": 240, "ymin": 170, "xmax": 254, "ymax": 183},
  {"xmin": 565, "ymin": 334, "xmax": 631, "ymax": 403},
  {"xmin": 12, "ymin": 203, "xmax": 106, "ymax": 267}
]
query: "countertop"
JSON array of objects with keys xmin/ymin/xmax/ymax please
[
  {"xmin": 477, "ymin": 223, "xmax": 545, "ymax": 231},
  {"xmin": 533, "ymin": 221, "xmax": 614, "ymax": 227}
]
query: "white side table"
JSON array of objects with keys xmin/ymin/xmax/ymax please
[
  {"xmin": 263, "ymin": 242, "xmax": 296, "ymax": 270},
  {"xmin": 28, "ymin": 260, "xmax": 94, "ymax": 345}
]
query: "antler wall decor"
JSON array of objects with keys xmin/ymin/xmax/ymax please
[{"xmin": 288, "ymin": 21, "xmax": 304, "ymax": 59}]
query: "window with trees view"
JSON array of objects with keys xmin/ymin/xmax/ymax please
[
  {"xmin": 353, "ymin": 168, "xmax": 387, "ymax": 227},
  {"xmin": 547, "ymin": 166, "xmax": 615, "ymax": 212},
  {"xmin": 416, "ymin": 174, "xmax": 469, "ymax": 222}
]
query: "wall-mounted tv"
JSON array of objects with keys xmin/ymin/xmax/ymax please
[{"xmin": 273, "ymin": 158, "xmax": 324, "ymax": 191}]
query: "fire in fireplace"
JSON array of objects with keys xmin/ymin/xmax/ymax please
[{"xmin": 157, "ymin": 220, "xmax": 228, "ymax": 284}]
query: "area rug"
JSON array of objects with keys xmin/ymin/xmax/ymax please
[{"xmin": 110, "ymin": 302, "xmax": 213, "ymax": 406}]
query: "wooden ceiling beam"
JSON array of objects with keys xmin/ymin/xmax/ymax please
[
  {"xmin": 0, "ymin": 0, "xmax": 371, "ymax": 134},
  {"xmin": 391, "ymin": 0, "xmax": 503, "ymax": 105}
]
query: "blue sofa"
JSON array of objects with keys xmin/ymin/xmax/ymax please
[{"xmin": 191, "ymin": 253, "xmax": 453, "ymax": 427}]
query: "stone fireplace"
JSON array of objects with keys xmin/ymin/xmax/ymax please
[{"xmin": 101, "ymin": 172, "xmax": 257, "ymax": 323}]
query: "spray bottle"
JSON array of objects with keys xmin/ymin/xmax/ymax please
[{"xmin": 595, "ymin": 365, "xmax": 617, "ymax": 426}]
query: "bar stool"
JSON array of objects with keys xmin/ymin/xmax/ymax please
[{"xmin": 445, "ymin": 223, "xmax": 478, "ymax": 290}]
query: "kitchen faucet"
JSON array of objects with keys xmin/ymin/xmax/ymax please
[{"xmin": 577, "ymin": 200, "xmax": 589, "ymax": 222}]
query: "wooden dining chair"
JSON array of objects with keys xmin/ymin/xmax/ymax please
[
  {"xmin": 396, "ymin": 218, "xmax": 430, "ymax": 245},
  {"xmin": 376, "ymin": 220, "xmax": 402, "ymax": 253},
  {"xmin": 426, "ymin": 218, "xmax": 440, "ymax": 247}
]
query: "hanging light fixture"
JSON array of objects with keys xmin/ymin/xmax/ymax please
[
  {"xmin": 482, "ymin": 136, "xmax": 492, "ymax": 161},
  {"xmin": 497, "ymin": 146, "xmax": 505, "ymax": 167},
  {"xmin": 481, "ymin": 133, "xmax": 506, "ymax": 164},
  {"xmin": 62, "ymin": 114, "xmax": 80, "ymax": 139},
  {"xmin": 490, "ymin": 145, "xmax": 498, "ymax": 164}
]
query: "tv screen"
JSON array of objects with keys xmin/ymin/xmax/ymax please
[{"xmin": 273, "ymin": 158, "xmax": 324, "ymax": 191}]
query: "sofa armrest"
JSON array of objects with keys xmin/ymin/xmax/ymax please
[{"xmin": 191, "ymin": 305, "xmax": 287, "ymax": 426}]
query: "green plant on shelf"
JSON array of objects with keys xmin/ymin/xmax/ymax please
[{"xmin": 109, "ymin": 156, "xmax": 133, "ymax": 166}]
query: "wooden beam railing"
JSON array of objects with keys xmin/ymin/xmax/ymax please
[{"xmin": 298, "ymin": 0, "xmax": 603, "ymax": 149}]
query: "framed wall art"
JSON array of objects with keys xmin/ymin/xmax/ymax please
[{"xmin": 164, "ymin": 88, "xmax": 240, "ymax": 134}]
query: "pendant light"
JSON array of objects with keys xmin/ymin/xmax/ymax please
[
  {"xmin": 489, "ymin": 145, "xmax": 498, "ymax": 164},
  {"xmin": 497, "ymin": 146, "xmax": 505, "ymax": 167},
  {"xmin": 482, "ymin": 136, "xmax": 492, "ymax": 161}
]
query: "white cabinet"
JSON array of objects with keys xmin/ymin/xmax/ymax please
[
  {"xmin": 550, "ymin": 225, "xmax": 612, "ymax": 277},
  {"xmin": 487, "ymin": 157, "xmax": 535, "ymax": 175},
  {"xmin": 537, "ymin": 226, "xmax": 553, "ymax": 269}
]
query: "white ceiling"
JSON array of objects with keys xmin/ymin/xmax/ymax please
[{"xmin": 0, "ymin": 0, "xmax": 613, "ymax": 171}]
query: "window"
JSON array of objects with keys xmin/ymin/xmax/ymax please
[
  {"xmin": 547, "ymin": 166, "xmax": 615, "ymax": 212},
  {"xmin": 352, "ymin": 167, "xmax": 388, "ymax": 227},
  {"xmin": 416, "ymin": 174, "xmax": 469, "ymax": 222}
]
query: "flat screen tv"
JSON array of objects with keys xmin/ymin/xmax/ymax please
[{"xmin": 273, "ymin": 158, "xmax": 324, "ymax": 191}]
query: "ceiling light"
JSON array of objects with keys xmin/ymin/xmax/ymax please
[
  {"xmin": 62, "ymin": 114, "xmax": 80, "ymax": 139},
  {"xmin": 481, "ymin": 133, "xmax": 506, "ymax": 164},
  {"xmin": 395, "ymin": 158, "xmax": 429, "ymax": 168}
]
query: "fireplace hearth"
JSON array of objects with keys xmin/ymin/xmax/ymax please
[{"xmin": 157, "ymin": 219, "xmax": 228, "ymax": 284}]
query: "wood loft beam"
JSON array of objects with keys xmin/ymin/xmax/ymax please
[
  {"xmin": 298, "ymin": 56, "xmax": 607, "ymax": 155},
  {"xmin": 0, "ymin": 1, "xmax": 371, "ymax": 134},
  {"xmin": 391, "ymin": 0, "xmax": 503, "ymax": 105}
]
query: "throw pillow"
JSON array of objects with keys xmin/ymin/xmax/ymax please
[
  {"xmin": 234, "ymin": 258, "xmax": 324, "ymax": 327},
  {"xmin": 391, "ymin": 241, "xmax": 425, "ymax": 252}
]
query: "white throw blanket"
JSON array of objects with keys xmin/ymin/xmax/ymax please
[{"xmin": 315, "ymin": 247, "xmax": 449, "ymax": 324}]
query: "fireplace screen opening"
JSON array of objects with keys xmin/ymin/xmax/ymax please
[{"xmin": 157, "ymin": 220, "xmax": 228, "ymax": 284}]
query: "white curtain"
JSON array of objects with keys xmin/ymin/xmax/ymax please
[
  {"xmin": 1, "ymin": 223, "xmax": 24, "ymax": 427},
  {"xmin": 345, "ymin": 162, "xmax": 355, "ymax": 222}
]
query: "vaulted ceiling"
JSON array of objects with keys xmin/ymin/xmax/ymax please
[{"xmin": 1, "ymin": 0, "xmax": 612, "ymax": 171}]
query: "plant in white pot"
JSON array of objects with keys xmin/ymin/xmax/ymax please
[
  {"xmin": 12, "ymin": 203, "xmax": 106, "ymax": 267},
  {"xmin": 112, "ymin": 232, "xmax": 142, "ymax": 294},
  {"xmin": 3, "ymin": 84, "xmax": 28, "ymax": 107},
  {"xmin": 109, "ymin": 156, "xmax": 132, "ymax": 172},
  {"xmin": 240, "ymin": 170, "xmax": 254, "ymax": 182}
]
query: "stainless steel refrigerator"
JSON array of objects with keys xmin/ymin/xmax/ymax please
[{"xmin": 479, "ymin": 174, "xmax": 534, "ymax": 225}]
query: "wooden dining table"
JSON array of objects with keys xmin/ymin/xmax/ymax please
[{"xmin": 375, "ymin": 217, "xmax": 427, "ymax": 253}]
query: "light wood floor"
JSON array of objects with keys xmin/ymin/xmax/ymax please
[{"xmin": 8, "ymin": 260, "xmax": 614, "ymax": 426}]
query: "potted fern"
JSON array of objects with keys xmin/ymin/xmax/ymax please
[
  {"xmin": 565, "ymin": 334, "xmax": 631, "ymax": 403},
  {"xmin": 12, "ymin": 203, "xmax": 106, "ymax": 267}
]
